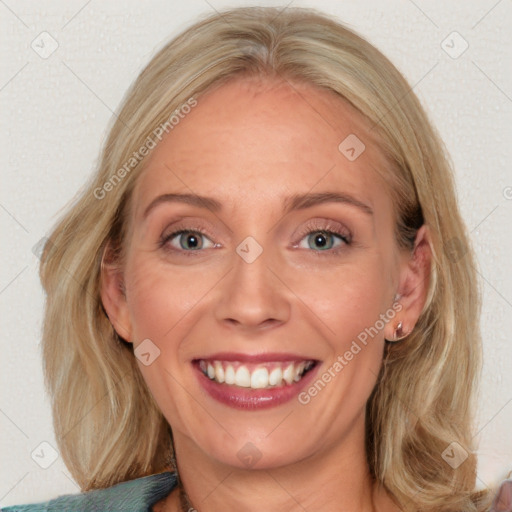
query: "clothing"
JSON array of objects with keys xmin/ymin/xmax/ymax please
[
  {"xmin": 2, "ymin": 472, "xmax": 511, "ymax": 511},
  {"xmin": 0, "ymin": 471, "xmax": 177, "ymax": 512}
]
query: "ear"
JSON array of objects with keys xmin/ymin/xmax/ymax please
[
  {"xmin": 100, "ymin": 241, "xmax": 133, "ymax": 343},
  {"xmin": 385, "ymin": 224, "xmax": 432, "ymax": 341}
]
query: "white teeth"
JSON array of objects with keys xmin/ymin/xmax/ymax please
[
  {"xmin": 282, "ymin": 363, "xmax": 294, "ymax": 385},
  {"xmin": 214, "ymin": 361, "xmax": 225, "ymax": 383},
  {"xmin": 251, "ymin": 367, "xmax": 269, "ymax": 389},
  {"xmin": 268, "ymin": 367, "xmax": 282, "ymax": 386},
  {"xmin": 225, "ymin": 365, "xmax": 236, "ymax": 385},
  {"xmin": 294, "ymin": 362, "xmax": 305, "ymax": 382},
  {"xmin": 200, "ymin": 360, "xmax": 315, "ymax": 389},
  {"xmin": 235, "ymin": 366, "xmax": 251, "ymax": 387}
]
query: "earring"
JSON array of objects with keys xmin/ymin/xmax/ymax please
[{"xmin": 386, "ymin": 321, "xmax": 409, "ymax": 343}]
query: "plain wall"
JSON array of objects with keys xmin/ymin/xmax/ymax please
[{"xmin": 1, "ymin": 0, "xmax": 511, "ymax": 505}]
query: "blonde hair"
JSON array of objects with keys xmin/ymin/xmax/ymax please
[{"xmin": 38, "ymin": 6, "xmax": 505, "ymax": 510}]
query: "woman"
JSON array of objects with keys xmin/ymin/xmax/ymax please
[{"xmin": 3, "ymin": 6, "xmax": 510, "ymax": 512}]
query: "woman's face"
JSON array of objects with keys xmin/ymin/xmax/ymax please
[{"xmin": 105, "ymin": 77, "xmax": 414, "ymax": 469}]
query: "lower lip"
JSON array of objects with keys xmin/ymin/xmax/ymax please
[{"xmin": 193, "ymin": 362, "xmax": 320, "ymax": 410}]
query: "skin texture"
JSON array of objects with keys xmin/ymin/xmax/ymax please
[{"xmin": 101, "ymin": 77, "xmax": 432, "ymax": 512}]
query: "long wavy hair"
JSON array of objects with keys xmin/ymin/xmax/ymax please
[{"xmin": 38, "ymin": 6, "xmax": 505, "ymax": 511}]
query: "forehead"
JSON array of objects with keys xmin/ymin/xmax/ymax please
[{"xmin": 131, "ymin": 77, "xmax": 391, "ymax": 222}]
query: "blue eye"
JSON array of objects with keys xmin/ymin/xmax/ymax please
[
  {"xmin": 159, "ymin": 223, "xmax": 352, "ymax": 257},
  {"xmin": 307, "ymin": 231, "xmax": 340, "ymax": 250},
  {"xmin": 298, "ymin": 230, "xmax": 348, "ymax": 252},
  {"xmin": 163, "ymin": 230, "xmax": 215, "ymax": 251}
]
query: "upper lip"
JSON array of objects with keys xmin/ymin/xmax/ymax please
[{"xmin": 193, "ymin": 352, "xmax": 318, "ymax": 363}]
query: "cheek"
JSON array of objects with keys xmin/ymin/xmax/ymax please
[
  {"xmin": 124, "ymin": 255, "xmax": 206, "ymax": 341},
  {"xmin": 293, "ymin": 257, "xmax": 391, "ymax": 345},
  {"xmin": 122, "ymin": 257, "xmax": 203, "ymax": 427}
]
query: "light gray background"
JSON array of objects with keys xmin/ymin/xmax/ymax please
[{"xmin": 1, "ymin": 0, "xmax": 511, "ymax": 506}]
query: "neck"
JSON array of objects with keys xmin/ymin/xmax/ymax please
[{"xmin": 167, "ymin": 414, "xmax": 395, "ymax": 512}]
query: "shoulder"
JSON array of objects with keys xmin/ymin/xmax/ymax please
[{"xmin": 0, "ymin": 471, "xmax": 177, "ymax": 512}]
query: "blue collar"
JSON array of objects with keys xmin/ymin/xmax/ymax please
[{"xmin": 1, "ymin": 471, "xmax": 178, "ymax": 512}]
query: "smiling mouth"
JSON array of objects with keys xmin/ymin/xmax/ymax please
[{"xmin": 196, "ymin": 359, "xmax": 317, "ymax": 390}]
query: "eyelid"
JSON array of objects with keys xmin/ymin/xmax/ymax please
[
  {"xmin": 292, "ymin": 218, "xmax": 352, "ymax": 245},
  {"xmin": 160, "ymin": 218, "xmax": 218, "ymax": 242},
  {"xmin": 158, "ymin": 219, "xmax": 220, "ymax": 256}
]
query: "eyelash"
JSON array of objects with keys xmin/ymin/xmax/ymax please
[
  {"xmin": 158, "ymin": 220, "xmax": 352, "ymax": 258},
  {"xmin": 294, "ymin": 219, "xmax": 352, "ymax": 256},
  {"xmin": 158, "ymin": 227, "xmax": 217, "ymax": 258}
]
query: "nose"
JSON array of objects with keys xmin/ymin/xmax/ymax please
[{"xmin": 213, "ymin": 244, "xmax": 291, "ymax": 331}]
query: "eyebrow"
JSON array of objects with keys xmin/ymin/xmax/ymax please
[
  {"xmin": 143, "ymin": 193, "xmax": 222, "ymax": 219},
  {"xmin": 283, "ymin": 191, "xmax": 373, "ymax": 216},
  {"xmin": 143, "ymin": 191, "xmax": 373, "ymax": 219}
]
